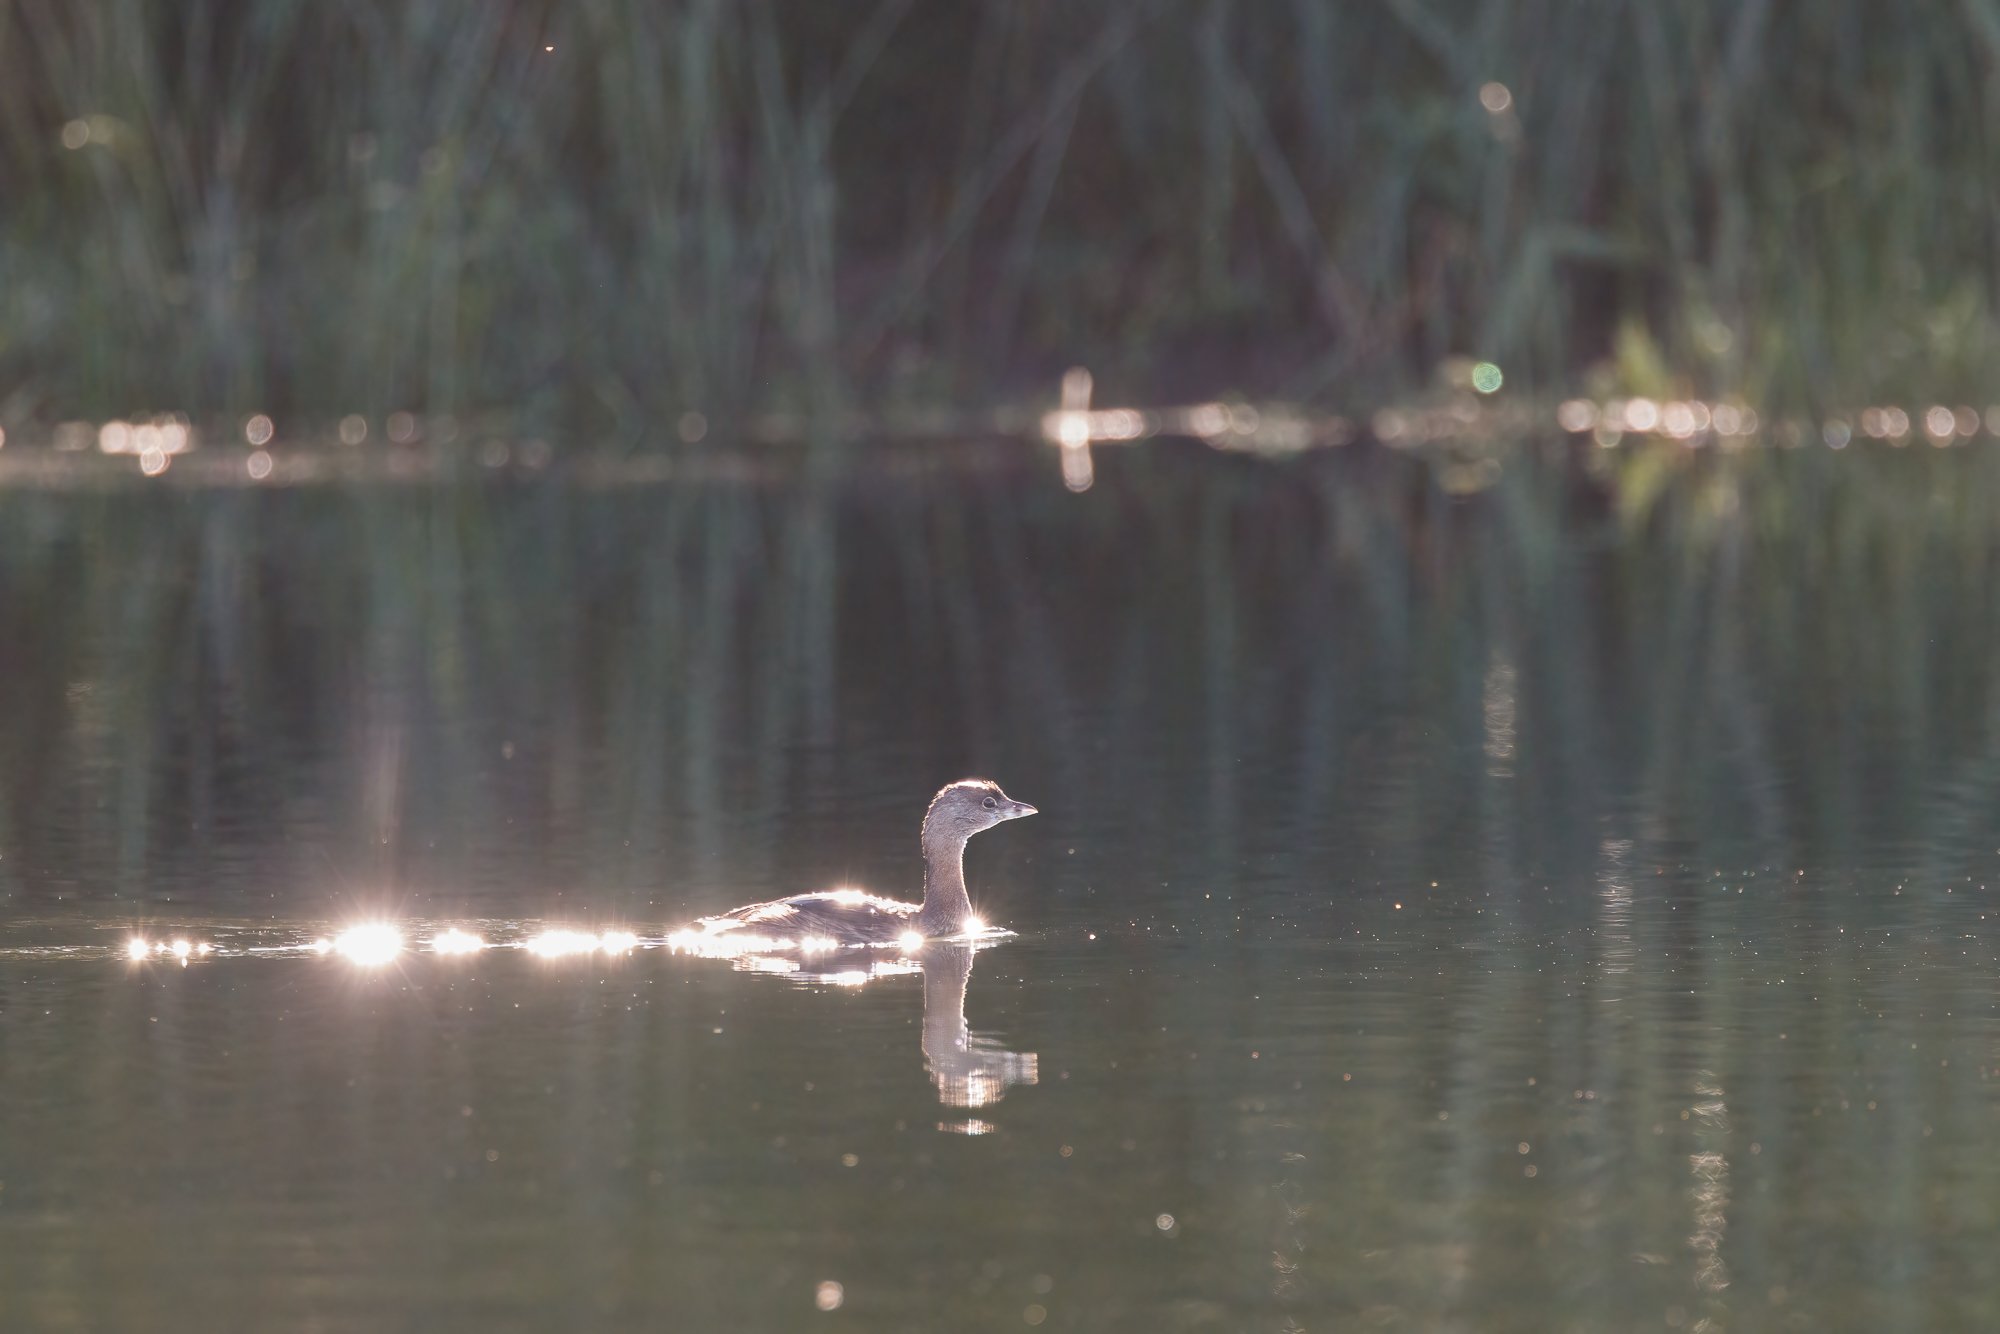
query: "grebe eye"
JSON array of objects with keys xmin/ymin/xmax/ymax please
[{"xmin": 982, "ymin": 796, "xmax": 997, "ymax": 809}]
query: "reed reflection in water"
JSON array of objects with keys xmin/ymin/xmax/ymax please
[{"xmin": 2, "ymin": 441, "xmax": 2000, "ymax": 1329}]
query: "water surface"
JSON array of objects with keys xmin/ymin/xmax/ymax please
[{"xmin": 2, "ymin": 442, "xmax": 1998, "ymax": 1331}]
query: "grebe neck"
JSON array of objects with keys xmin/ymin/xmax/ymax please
[{"xmin": 917, "ymin": 828, "xmax": 972, "ymax": 935}]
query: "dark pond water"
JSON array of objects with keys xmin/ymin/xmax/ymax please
[{"xmin": 2, "ymin": 441, "xmax": 1999, "ymax": 1331}]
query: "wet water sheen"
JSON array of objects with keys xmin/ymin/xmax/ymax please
[{"xmin": 2, "ymin": 444, "xmax": 1999, "ymax": 1331}]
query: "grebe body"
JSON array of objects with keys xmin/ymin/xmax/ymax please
[{"xmin": 671, "ymin": 779, "xmax": 1035, "ymax": 953}]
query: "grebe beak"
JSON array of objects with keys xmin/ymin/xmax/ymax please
[{"xmin": 1006, "ymin": 799, "xmax": 1037, "ymax": 818}]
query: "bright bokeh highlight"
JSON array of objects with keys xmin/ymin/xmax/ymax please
[
  {"xmin": 430, "ymin": 928, "xmax": 485, "ymax": 956},
  {"xmin": 332, "ymin": 923, "xmax": 403, "ymax": 965},
  {"xmin": 524, "ymin": 929, "xmax": 605, "ymax": 958}
]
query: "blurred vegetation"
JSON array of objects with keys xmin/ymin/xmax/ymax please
[{"xmin": 9, "ymin": 1, "xmax": 2000, "ymax": 441}]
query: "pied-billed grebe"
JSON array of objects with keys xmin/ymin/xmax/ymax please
[{"xmin": 669, "ymin": 779, "xmax": 1036, "ymax": 952}]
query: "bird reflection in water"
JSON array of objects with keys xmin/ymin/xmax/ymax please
[
  {"xmin": 919, "ymin": 942, "xmax": 1038, "ymax": 1123},
  {"xmin": 674, "ymin": 935, "xmax": 1038, "ymax": 1125}
]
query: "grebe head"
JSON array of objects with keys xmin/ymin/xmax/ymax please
[{"xmin": 922, "ymin": 779, "xmax": 1036, "ymax": 843}]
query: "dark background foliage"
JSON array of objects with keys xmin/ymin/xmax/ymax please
[{"xmin": 7, "ymin": 1, "xmax": 2000, "ymax": 436}]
